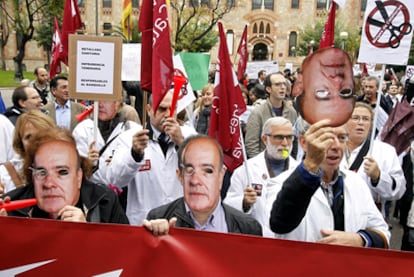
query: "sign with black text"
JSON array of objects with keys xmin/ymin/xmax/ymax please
[{"xmin": 69, "ymin": 35, "xmax": 123, "ymax": 101}]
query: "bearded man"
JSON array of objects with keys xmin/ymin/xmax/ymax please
[{"xmin": 224, "ymin": 117, "xmax": 298, "ymax": 237}]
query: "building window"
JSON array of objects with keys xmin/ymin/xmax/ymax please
[
  {"xmin": 252, "ymin": 0, "xmax": 261, "ymax": 10},
  {"xmin": 253, "ymin": 23, "xmax": 258, "ymax": 33},
  {"xmin": 259, "ymin": 22, "xmax": 264, "ymax": 34},
  {"xmin": 252, "ymin": 0, "xmax": 272, "ymax": 10},
  {"xmin": 189, "ymin": 0, "xmax": 210, "ymax": 7},
  {"xmin": 103, "ymin": 0, "xmax": 112, "ymax": 8},
  {"xmin": 200, "ymin": 0, "xmax": 210, "ymax": 7},
  {"xmin": 265, "ymin": 23, "xmax": 270, "ymax": 34},
  {"xmin": 288, "ymin": 31, "xmax": 297, "ymax": 57},
  {"xmin": 316, "ymin": 0, "xmax": 328, "ymax": 9},
  {"xmin": 361, "ymin": 0, "xmax": 367, "ymax": 11},
  {"xmin": 227, "ymin": 0, "xmax": 235, "ymax": 8},
  {"xmin": 291, "ymin": 0, "xmax": 299, "ymax": 9},
  {"xmin": 263, "ymin": 0, "xmax": 273, "ymax": 10},
  {"xmin": 132, "ymin": 0, "xmax": 139, "ymax": 8},
  {"xmin": 103, "ymin": 22, "xmax": 112, "ymax": 36},
  {"xmin": 78, "ymin": 0, "xmax": 84, "ymax": 8}
]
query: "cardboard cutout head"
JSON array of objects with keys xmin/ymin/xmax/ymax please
[{"xmin": 295, "ymin": 47, "xmax": 355, "ymax": 127}]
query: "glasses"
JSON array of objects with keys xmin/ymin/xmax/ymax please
[
  {"xmin": 29, "ymin": 166, "xmax": 71, "ymax": 181},
  {"xmin": 315, "ymin": 88, "xmax": 353, "ymax": 99},
  {"xmin": 265, "ymin": 134, "xmax": 294, "ymax": 141},
  {"xmin": 350, "ymin": 115, "xmax": 371, "ymax": 123},
  {"xmin": 272, "ymin": 82, "xmax": 288, "ymax": 87},
  {"xmin": 180, "ymin": 164, "xmax": 215, "ymax": 177}
]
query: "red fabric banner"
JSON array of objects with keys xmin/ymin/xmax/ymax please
[
  {"xmin": 236, "ymin": 25, "xmax": 248, "ymax": 81},
  {"xmin": 138, "ymin": 0, "xmax": 174, "ymax": 113},
  {"xmin": 50, "ymin": 16, "xmax": 63, "ymax": 79},
  {"xmin": 0, "ymin": 217, "xmax": 413, "ymax": 275},
  {"xmin": 319, "ymin": 2, "xmax": 336, "ymax": 49},
  {"xmin": 61, "ymin": 0, "xmax": 82, "ymax": 65},
  {"xmin": 208, "ymin": 23, "xmax": 246, "ymax": 172}
]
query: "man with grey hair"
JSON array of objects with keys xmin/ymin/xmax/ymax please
[
  {"xmin": 224, "ymin": 117, "xmax": 298, "ymax": 237},
  {"xmin": 266, "ymin": 118, "xmax": 390, "ymax": 248}
]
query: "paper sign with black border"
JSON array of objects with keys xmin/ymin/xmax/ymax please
[{"xmin": 68, "ymin": 35, "xmax": 122, "ymax": 101}]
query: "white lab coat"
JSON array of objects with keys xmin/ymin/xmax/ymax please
[
  {"xmin": 265, "ymin": 168, "xmax": 390, "ymax": 244},
  {"xmin": 73, "ymin": 118, "xmax": 142, "ymax": 187},
  {"xmin": 341, "ymin": 140, "xmax": 406, "ymax": 215},
  {"xmin": 224, "ymin": 151, "xmax": 298, "ymax": 237}
]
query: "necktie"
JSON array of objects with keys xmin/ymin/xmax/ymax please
[{"xmin": 159, "ymin": 133, "xmax": 169, "ymax": 156}]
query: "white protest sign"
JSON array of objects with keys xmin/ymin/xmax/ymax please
[
  {"xmin": 358, "ymin": 0, "xmax": 414, "ymax": 65},
  {"xmin": 122, "ymin": 43, "xmax": 141, "ymax": 81},
  {"xmin": 69, "ymin": 35, "xmax": 122, "ymax": 101}
]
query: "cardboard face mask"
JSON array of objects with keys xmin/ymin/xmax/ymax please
[{"xmin": 295, "ymin": 47, "xmax": 355, "ymax": 127}]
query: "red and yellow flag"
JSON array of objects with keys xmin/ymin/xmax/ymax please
[{"xmin": 122, "ymin": 0, "xmax": 132, "ymax": 38}]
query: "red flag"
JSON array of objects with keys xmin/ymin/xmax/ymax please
[
  {"xmin": 61, "ymin": 0, "xmax": 82, "ymax": 65},
  {"xmin": 50, "ymin": 17, "xmax": 63, "ymax": 79},
  {"xmin": 236, "ymin": 25, "xmax": 248, "ymax": 81},
  {"xmin": 138, "ymin": 0, "xmax": 174, "ymax": 113},
  {"xmin": 319, "ymin": 2, "xmax": 336, "ymax": 49},
  {"xmin": 209, "ymin": 22, "xmax": 247, "ymax": 172}
]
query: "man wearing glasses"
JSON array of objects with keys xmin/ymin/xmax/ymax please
[
  {"xmin": 245, "ymin": 72, "xmax": 297, "ymax": 159},
  {"xmin": 0, "ymin": 128, "xmax": 129, "ymax": 224},
  {"xmin": 224, "ymin": 117, "xmax": 298, "ymax": 237},
  {"xmin": 267, "ymin": 118, "xmax": 390, "ymax": 248},
  {"xmin": 143, "ymin": 135, "xmax": 262, "ymax": 236}
]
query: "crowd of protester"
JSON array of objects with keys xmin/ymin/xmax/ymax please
[{"xmin": 1, "ymin": 61, "xmax": 413, "ymax": 252}]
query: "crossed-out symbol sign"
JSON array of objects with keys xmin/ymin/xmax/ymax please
[{"xmin": 365, "ymin": 0, "xmax": 412, "ymax": 48}]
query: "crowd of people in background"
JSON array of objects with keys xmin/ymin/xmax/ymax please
[{"xmin": 1, "ymin": 62, "xmax": 414, "ymax": 252}]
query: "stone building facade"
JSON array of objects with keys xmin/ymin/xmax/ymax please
[{"xmin": 1, "ymin": 0, "xmax": 367, "ymax": 73}]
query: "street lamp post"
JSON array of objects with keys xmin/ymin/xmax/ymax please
[
  {"xmin": 309, "ymin": 40, "xmax": 315, "ymax": 55},
  {"xmin": 340, "ymin": 31, "xmax": 348, "ymax": 50}
]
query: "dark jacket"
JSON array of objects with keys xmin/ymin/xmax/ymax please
[
  {"xmin": 4, "ymin": 106, "xmax": 24, "ymax": 125},
  {"xmin": 3, "ymin": 180, "xmax": 129, "ymax": 224},
  {"xmin": 147, "ymin": 197, "xmax": 262, "ymax": 236}
]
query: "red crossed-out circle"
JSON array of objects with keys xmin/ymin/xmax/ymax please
[{"xmin": 365, "ymin": 0, "xmax": 410, "ymax": 48}]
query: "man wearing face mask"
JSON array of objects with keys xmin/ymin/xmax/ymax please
[
  {"xmin": 84, "ymin": 91, "xmax": 196, "ymax": 225},
  {"xmin": 224, "ymin": 117, "xmax": 298, "ymax": 237}
]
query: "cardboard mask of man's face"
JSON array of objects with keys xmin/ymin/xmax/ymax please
[{"xmin": 295, "ymin": 47, "xmax": 355, "ymax": 127}]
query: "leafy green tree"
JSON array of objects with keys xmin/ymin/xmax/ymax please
[
  {"xmin": 34, "ymin": 0, "xmax": 64, "ymax": 66},
  {"xmin": 1, "ymin": 0, "xmax": 55, "ymax": 80},
  {"xmin": 295, "ymin": 17, "xmax": 360, "ymax": 64},
  {"xmin": 175, "ymin": 21, "xmax": 218, "ymax": 52},
  {"xmin": 111, "ymin": 19, "xmax": 142, "ymax": 43},
  {"xmin": 170, "ymin": 0, "xmax": 231, "ymax": 52}
]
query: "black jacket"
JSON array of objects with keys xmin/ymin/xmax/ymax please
[
  {"xmin": 4, "ymin": 106, "xmax": 24, "ymax": 125},
  {"xmin": 147, "ymin": 197, "xmax": 262, "ymax": 236},
  {"xmin": 3, "ymin": 180, "xmax": 129, "ymax": 224}
]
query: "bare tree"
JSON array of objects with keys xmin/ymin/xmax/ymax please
[
  {"xmin": 0, "ymin": 2, "xmax": 10, "ymax": 70},
  {"xmin": 2, "ymin": 0, "xmax": 50, "ymax": 80}
]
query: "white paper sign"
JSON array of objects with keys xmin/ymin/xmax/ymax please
[
  {"xmin": 76, "ymin": 41, "xmax": 115, "ymax": 94},
  {"xmin": 122, "ymin": 44, "xmax": 141, "ymax": 81},
  {"xmin": 358, "ymin": 0, "xmax": 414, "ymax": 65}
]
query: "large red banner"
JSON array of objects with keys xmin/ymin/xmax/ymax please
[{"xmin": 0, "ymin": 217, "xmax": 413, "ymax": 276}]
